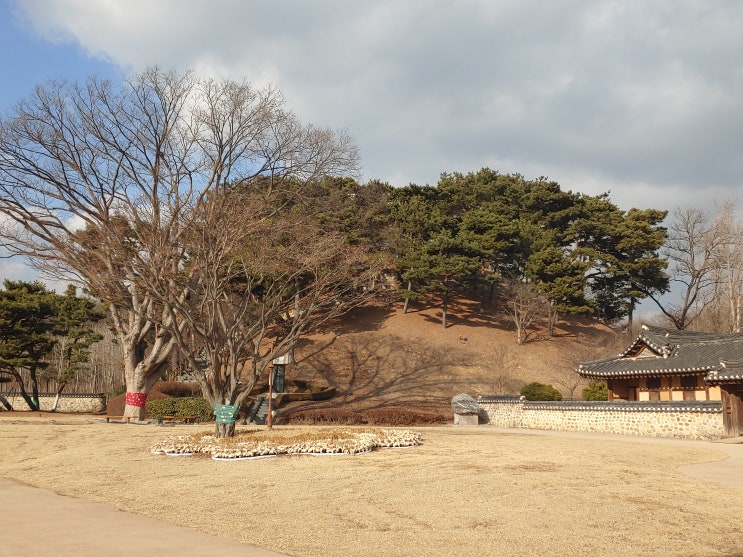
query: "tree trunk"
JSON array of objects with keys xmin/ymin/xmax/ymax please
[
  {"xmin": 215, "ymin": 422, "xmax": 236, "ymax": 438},
  {"xmin": 626, "ymin": 298, "xmax": 635, "ymax": 337},
  {"xmin": 122, "ymin": 363, "xmax": 165, "ymax": 420},
  {"xmin": 402, "ymin": 281, "xmax": 412, "ymax": 314},
  {"xmin": 29, "ymin": 363, "xmax": 40, "ymax": 410},
  {"xmin": 516, "ymin": 323, "xmax": 525, "ymax": 345},
  {"xmin": 14, "ymin": 375, "xmax": 39, "ymax": 411},
  {"xmin": 51, "ymin": 382, "xmax": 67, "ymax": 412},
  {"xmin": 0, "ymin": 393, "xmax": 13, "ymax": 411},
  {"xmin": 442, "ymin": 293, "xmax": 448, "ymax": 329},
  {"xmin": 123, "ymin": 394, "xmax": 148, "ymax": 420},
  {"xmin": 118, "ymin": 323, "xmax": 174, "ymax": 420},
  {"xmin": 546, "ymin": 302, "xmax": 557, "ymax": 338}
]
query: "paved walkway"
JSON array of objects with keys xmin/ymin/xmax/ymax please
[
  {"xmin": 0, "ymin": 478, "xmax": 287, "ymax": 557},
  {"xmin": 492, "ymin": 427, "xmax": 743, "ymax": 489}
]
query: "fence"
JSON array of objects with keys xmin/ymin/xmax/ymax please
[
  {"xmin": 476, "ymin": 396, "xmax": 724, "ymax": 440},
  {"xmin": 1, "ymin": 392, "xmax": 106, "ymax": 413}
]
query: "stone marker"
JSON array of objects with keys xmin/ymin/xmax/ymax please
[{"xmin": 451, "ymin": 393, "xmax": 479, "ymax": 426}]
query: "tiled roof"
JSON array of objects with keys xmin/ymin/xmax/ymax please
[
  {"xmin": 705, "ymin": 361, "xmax": 743, "ymax": 385},
  {"xmin": 578, "ymin": 325, "xmax": 743, "ymax": 379}
]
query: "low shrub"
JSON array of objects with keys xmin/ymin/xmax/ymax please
[
  {"xmin": 520, "ymin": 381, "xmax": 563, "ymax": 401},
  {"xmin": 146, "ymin": 397, "xmax": 214, "ymax": 422},
  {"xmin": 285, "ymin": 408, "xmax": 365, "ymax": 425},
  {"xmin": 582, "ymin": 381, "xmax": 609, "ymax": 401},
  {"xmin": 284, "ymin": 406, "xmax": 449, "ymax": 426},
  {"xmin": 362, "ymin": 407, "xmax": 449, "ymax": 426},
  {"xmin": 146, "ymin": 398, "xmax": 177, "ymax": 418}
]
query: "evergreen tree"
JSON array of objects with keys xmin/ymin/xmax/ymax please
[
  {"xmin": 0, "ymin": 281, "xmax": 59, "ymax": 409},
  {"xmin": 0, "ymin": 281, "xmax": 103, "ymax": 410}
]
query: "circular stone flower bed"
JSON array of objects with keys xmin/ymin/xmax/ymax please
[{"xmin": 151, "ymin": 427, "xmax": 422, "ymax": 459}]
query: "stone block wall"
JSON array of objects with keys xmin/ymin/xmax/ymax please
[
  {"xmin": 475, "ymin": 396, "xmax": 524, "ymax": 427},
  {"xmin": 477, "ymin": 397, "xmax": 724, "ymax": 440},
  {"xmin": 1, "ymin": 392, "xmax": 106, "ymax": 413}
]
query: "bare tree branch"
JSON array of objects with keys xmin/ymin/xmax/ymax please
[{"xmin": 0, "ymin": 68, "xmax": 360, "ymax": 419}]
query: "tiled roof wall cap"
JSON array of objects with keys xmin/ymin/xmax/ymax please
[
  {"xmin": 1, "ymin": 392, "xmax": 106, "ymax": 398},
  {"xmin": 521, "ymin": 400, "xmax": 722, "ymax": 413},
  {"xmin": 478, "ymin": 395, "xmax": 523, "ymax": 403}
]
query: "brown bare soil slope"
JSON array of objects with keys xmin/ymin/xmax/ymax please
[{"xmin": 282, "ymin": 297, "xmax": 622, "ymax": 418}]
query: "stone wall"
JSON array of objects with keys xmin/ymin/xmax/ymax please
[
  {"xmin": 477, "ymin": 396, "xmax": 724, "ymax": 440},
  {"xmin": 1, "ymin": 392, "xmax": 106, "ymax": 413}
]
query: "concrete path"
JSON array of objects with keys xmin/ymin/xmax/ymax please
[
  {"xmin": 679, "ymin": 437, "xmax": 743, "ymax": 489},
  {"xmin": 0, "ymin": 478, "xmax": 287, "ymax": 557},
  {"xmin": 492, "ymin": 427, "xmax": 743, "ymax": 490}
]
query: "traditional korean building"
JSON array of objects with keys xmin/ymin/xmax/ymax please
[
  {"xmin": 578, "ymin": 325, "xmax": 743, "ymax": 436},
  {"xmin": 705, "ymin": 360, "xmax": 743, "ymax": 437}
]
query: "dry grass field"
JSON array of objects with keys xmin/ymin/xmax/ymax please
[{"xmin": 1, "ymin": 416, "xmax": 742, "ymax": 556}]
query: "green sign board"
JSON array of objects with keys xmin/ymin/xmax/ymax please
[{"xmin": 214, "ymin": 404, "xmax": 240, "ymax": 424}]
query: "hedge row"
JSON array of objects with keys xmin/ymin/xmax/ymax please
[
  {"xmin": 285, "ymin": 406, "xmax": 449, "ymax": 426},
  {"xmin": 146, "ymin": 397, "xmax": 214, "ymax": 422}
]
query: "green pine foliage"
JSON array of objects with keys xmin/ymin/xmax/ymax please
[
  {"xmin": 520, "ymin": 381, "xmax": 563, "ymax": 401},
  {"xmin": 0, "ymin": 280, "xmax": 103, "ymax": 410},
  {"xmin": 582, "ymin": 381, "xmax": 609, "ymax": 401},
  {"xmin": 386, "ymin": 167, "xmax": 667, "ymax": 331}
]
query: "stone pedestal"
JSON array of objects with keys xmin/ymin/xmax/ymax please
[{"xmin": 454, "ymin": 412, "xmax": 479, "ymax": 426}]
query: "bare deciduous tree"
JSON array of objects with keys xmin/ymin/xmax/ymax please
[
  {"xmin": 489, "ymin": 343, "xmax": 519, "ymax": 395},
  {"xmin": 649, "ymin": 203, "xmax": 743, "ymax": 333},
  {"xmin": 142, "ymin": 186, "xmax": 381, "ymax": 436},
  {"xmin": 500, "ymin": 279, "xmax": 544, "ymax": 345},
  {"xmin": 646, "ymin": 207, "xmax": 719, "ymax": 330},
  {"xmin": 706, "ymin": 201, "xmax": 743, "ymax": 333},
  {"xmin": 0, "ymin": 68, "xmax": 358, "ymax": 419},
  {"xmin": 557, "ymin": 333, "xmax": 620, "ymax": 399}
]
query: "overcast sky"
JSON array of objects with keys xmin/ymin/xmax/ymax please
[
  {"xmin": 1, "ymin": 0, "xmax": 742, "ymax": 292},
  {"xmin": 3, "ymin": 0, "xmax": 742, "ymax": 211}
]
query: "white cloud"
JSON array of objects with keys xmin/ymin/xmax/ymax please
[
  {"xmin": 0, "ymin": 259, "xmax": 34, "ymax": 282},
  {"xmin": 11, "ymin": 0, "xmax": 743, "ymax": 213}
]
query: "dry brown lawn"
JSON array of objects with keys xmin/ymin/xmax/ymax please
[{"xmin": 1, "ymin": 416, "xmax": 742, "ymax": 556}]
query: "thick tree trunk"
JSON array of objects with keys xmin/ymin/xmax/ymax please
[
  {"xmin": 14, "ymin": 375, "xmax": 39, "ymax": 411},
  {"xmin": 118, "ymin": 320, "xmax": 174, "ymax": 420},
  {"xmin": 215, "ymin": 422, "xmax": 236, "ymax": 437},
  {"xmin": 121, "ymin": 361, "xmax": 167, "ymax": 420},
  {"xmin": 123, "ymin": 394, "xmax": 149, "ymax": 420},
  {"xmin": 626, "ymin": 298, "xmax": 635, "ymax": 337}
]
